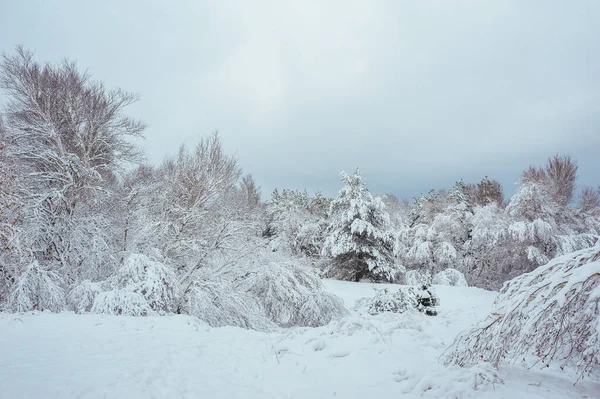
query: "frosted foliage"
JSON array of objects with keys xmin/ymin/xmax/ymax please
[
  {"xmin": 506, "ymin": 180, "xmax": 559, "ymax": 221},
  {"xmin": 117, "ymin": 254, "xmax": 179, "ymax": 314},
  {"xmin": 402, "ymin": 183, "xmax": 473, "ymax": 277},
  {"xmin": 357, "ymin": 287, "xmax": 418, "ymax": 315},
  {"xmin": 266, "ymin": 189, "xmax": 327, "ymax": 257},
  {"xmin": 237, "ymin": 256, "xmax": 348, "ymax": 327},
  {"xmin": 182, "ymin": 279, "xmax": 271, "ymax": 330},
  {"xmin": 434, "ymin": 242, "xmax": 458, "ymax": 265},
  {"xmin": 404, "ymin": 270, "xmax": 432, "ymax": 286},
  {"xmin": 8, "ymin": 261, "xmax": 65, "ymax": 312},
  {"xmin": 469, "ymin": 204, "xmax": 507, "ymax": 247},
  {"xmin": 323, "ymin": 170, "xmax": 397, "ymax": 281},
  {"xmin": 407, "ymin": 240, "xmax": 432, "ymax": 263},
  {"xmin": 67, "ymin": 280, "xmax": 103, "ymax": 313},
  {"xmin": 526, "ymin": 246, "xmax": 549, "ymax": 265},
  {"xmin": 433, "ymin": 269, "xmax": 468, "ymax": 287},
  {"xmin": 356, "ymin": 285, "xmax": 438, "ymax": 316},
  {"xmin": 91, "ymin": 290, "xmax": 154, "ymax": 316},
  {"xmin": 446, "ymin": 246, "xmax": 600, "ymax": 380}
]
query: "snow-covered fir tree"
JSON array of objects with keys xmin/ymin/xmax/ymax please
[{"xmin": 322, "ymin": 169, "xmax": 399, "ymax": 282}]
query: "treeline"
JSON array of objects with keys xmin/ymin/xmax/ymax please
[
  {"xmin": 0, "ymin": 48, "xmax": 599, "ymax": 327},
  {"xmin": 268, "ymin": 160, "xmax": 600, "ymax": 290}
]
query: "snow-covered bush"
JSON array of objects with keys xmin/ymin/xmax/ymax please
[
  {"xmin": 237, "ymin": 256, "xmax": 348, "ymax": 327},
  {"xmin": 181, "ymin": 278, "xmax": 271, "ymax": 330},
  {"xmin": 445, "ymin": 246, "xmax": 600, "ymax": 380},
  {"xmin": 433, "ymin": 269, "xmax": 468, "ymax": 287},
  {"xmin": 358, "ymin": 285, "xmax": 438, "ymax": 316},
  {"xmin": 116, "ymin": 253, "xmax": 179, "ymax": 314},
  {"xmin": 358, "ymin": 287, "xmax": 418, "ymax": 315},
  {"xmin": 67, "ymin": 280, "xmax": 104, "ymax": 313},
  {"xmin": 91, "ymin": 290, "xmax": 154, "ymax": 316},
  {"xmin": 7, "ymin": 261, "xmax": 65, "ymax": 312},
  {"xmin": 404, "ymin": 269, "xmax": 432, "ymax": 286}
]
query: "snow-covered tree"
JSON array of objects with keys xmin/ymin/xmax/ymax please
[
  {"xmin": 0, "ymin": 117, "xmax": 24, "ymax": 303},
  {"xmin": 469, "ymin": 176, "xmax": 504, "ymax": 207},
  {"xmin": 147, "ymin": 134, "xmax": 246, "ymax": 282},
  {"xmin": 7, "ymin": 260, "xmax": 65, "ymax": 312},
  {"xmin": 402, "ymin": 182, "xmax": 474, "ymax": 277},
  {"xmin": 0, "ymin": 47, "xmax": 144, "ymax": 284},
  {"xmin": 461, "ymin": 203, "xmax": 514, "ymax": 289},
  {"xmin": 322, "ymin": 169, "xmax": 398, "ymax": 282},
  {"xmin": 236, "ymin": 252, "xmax": 347, "ymax": 327},
  {"xmin": 446, "ymin": 246, "xmax": 600, "ymax": 381},
  {"xmin": 67, "ymin": 279, "xmax": 103, "ymax": 313},
  {"xmin": 265, "ymin": 188, "xmax": 329, "ymax": 257},
  {"xmin": 504, "ymin": 160, "xmax": 598, "ymax": 278},
  {"xmin": 432, "ymin": 268, "xmax": 468, "ymax": 286},
  {"xmin": 115, "ymin": 253, "xmax": 179, "ymax": 314}
]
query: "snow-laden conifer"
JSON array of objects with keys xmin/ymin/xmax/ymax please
[{"xmin": 322, "ymin": 169, "xmax": 398, "ymax": 282}]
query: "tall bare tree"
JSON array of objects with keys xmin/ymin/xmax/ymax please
[{"xmin": 0, "ymin": 46, "xmax": 145, "ymax": 280}]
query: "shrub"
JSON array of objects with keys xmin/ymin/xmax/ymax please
[
  {"xmin": 7, "ymin": 261, "xmax": 65, "ymax": 312},
  {"xmin": 433, "ymin": 268, "xmax": 468, "ymax": 287},
  {"xmin": 91, "ymin": 290, "xmax": 154, "ymax": 316},
  {"xmin": 117, "ymin": 253, "xmax": 179, "ymax": 314},
  {"xmin": 67, "ymin": 280, "xmax": 103, "ymax": 313},
  {"xmin": 236, "ymin": 257, "xmax": 348, "ymax": 327},
  {"xmin": 404, "ymin": 269, "xmax": 432, "ymax": 286},
  {"xmin": 182, "ymin": 278, "xmax": 271, "ymax": 330},
  {"xmin": 358, "ymin": 285, "xmax": 439, "ymax": 316}
]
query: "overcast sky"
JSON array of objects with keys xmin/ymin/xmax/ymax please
[{"xmin": 1, "ymin": 0, "xmax": 599, "ymax": 200}]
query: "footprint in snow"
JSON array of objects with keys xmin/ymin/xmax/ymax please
[{"xmin": 327, "ymin": 351, "xmax": 350, "ymax": 358}]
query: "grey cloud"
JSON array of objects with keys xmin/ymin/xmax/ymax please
[{"xmin": 1, "ymin": 0, "xmax": 599, "ymax": 201}]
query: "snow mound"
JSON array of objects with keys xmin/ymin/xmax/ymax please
[
  {"xmin": 446, "ymin": 246, "xmax": 600, "ymax": 380},
  {"xmin": 433, "ymin": 268, "xmax": 468, "ymax": 287},
  {"xmin": 91, "ymin": 290, "xmax": 154, "ymax": 316},
  {"xmin": 117, "ymin": 253, "xmax": 179, "ymax": 314},
  {"xmin": 67, "ymin": 280, "xmax": 103, "ymax": 313}
]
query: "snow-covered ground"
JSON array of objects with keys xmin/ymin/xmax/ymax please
[{"xmin": 0, "ymin": 280, "xmax": 597, "ymax": 399}]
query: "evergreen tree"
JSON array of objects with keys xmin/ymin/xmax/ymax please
[{"xmin": 322, "ymin": 169, "xmax": 398, "ymax": 282}]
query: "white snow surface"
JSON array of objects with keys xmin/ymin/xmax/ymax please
[{"xmin": 1, "ymin": 280, "xmax": 598, "ymax": 399}]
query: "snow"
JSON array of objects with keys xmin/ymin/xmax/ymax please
[{"xmin": 1, "ymin": 280, "xmax": 598, "ymax": 399}]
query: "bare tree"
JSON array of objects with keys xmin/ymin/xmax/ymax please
[
  {"xmin": 579, "ymin": 186, "xmax": 600, "ymax": 214},
  {"xmin": 545, "ymin": 154, "xmax": 578, "ymax": 207},
  {"xmin": 470, "ymin": 177, "xmax": 504, "ymax": 206},
  {"xmin": 0, "ymin": 46, "xmax": 145, "ymax": 280}
]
